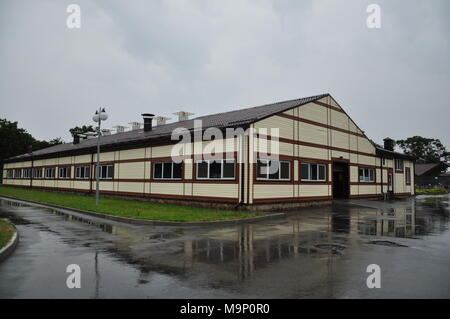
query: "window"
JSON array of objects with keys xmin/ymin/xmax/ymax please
[
  {"xmin": 359, "ymin": 167, "xmax": 375, "ymax": 182},
  {"xmin": 99, "ymin": 165, "xmax": 113, "ymax": 179},
  {"xmin": 45, "ymin": 167, "xmax": 56, "ymax": 179},
  {"xmin": 23, "ymin": 169, "xmax": 31, "ymax": 178},
  {"xmin": 33, "ymin": 168, "xmax": 42, "ymax": 178},
  {"xmin": 395, "ymin": 159, "xmax": 404, "ymax": 172},
  {"xmin": 196, "ymin": 159, "xmax": 235, "ymax": 180},
  {"xmin": 153, "ymin": 162, "xmax": 182, "ymax": 180},
  {"xmin": 75, "ymin": 166, "xmax": 90, "ymax": 179},
  {"xmin": 301, "ymin": 163, "xmax": 326, "ymax": 181},
  {"xmin": 257, "ymin": 159, "xmax": 290, "ymax": 181},
  {"xmin": 7, "ymin": 169, "xmax": 14, "ymax": 178},
  {"xmin": 14, "ymin": 169, "xmax": 22, "ymax": 179},
  {"xmin": 405, "ymin": 167, "xmax": 411, "ymax": 185},
  {"xmin": 59, "ymin": 167, "xmax": 71, "ymax": 179}
]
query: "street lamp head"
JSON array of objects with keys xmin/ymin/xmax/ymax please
[
  {"xmin": 93, "ymin": 108, "xmax": 108, "ymax": 122},
  {"xmin": 100, "ymin": 108, "xmax": 108, "ymax": 121}
]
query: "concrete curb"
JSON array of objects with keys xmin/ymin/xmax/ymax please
[
  {"xmin": 0, "ymin": 219, "xmax": 19, "ymax": 263},
  {"xmin": 0, "ymin": 196, "xmax": 286, "ymax": 226}
]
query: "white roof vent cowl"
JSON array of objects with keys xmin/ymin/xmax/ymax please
[
  {"xmin": 173, "ymin": 111, "xmax": 194, "ymax": 122},
  {"xmin": 129, "ymin": 122, "xmax": 142, "ymax": 131},
  {"xmin": 155, "ymin": 116, "xmax": 171, "ymax": 126}
]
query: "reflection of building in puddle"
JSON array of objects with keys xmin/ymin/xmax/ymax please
[
  {"xmin": 181, "ymin": 222, "xmax": 344, "ymax": 281},
  {"xmin": 332, "ymin": 202, "xmax": 416, "ymax": 238}
]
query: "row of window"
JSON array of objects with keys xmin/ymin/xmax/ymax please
[
  {"xmin": 5, "ymin": 165, "xmax": 113, "ymax": 180},
  {"xmin": 4, "ymin": 161, "xmax": 412, "ymax": 184}
]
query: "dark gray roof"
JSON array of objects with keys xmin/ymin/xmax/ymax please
[
  {"xmin": 7, "ymin": 94, "xmax": 328, "ymax": 162},
  {"xmin": 375, "ymin": 146, "xmax": 415, "ymax": 161},
  {"xmin": 415, "ymin": 163, "xmax": 448, "ymax": 176}
]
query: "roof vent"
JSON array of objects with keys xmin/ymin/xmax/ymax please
[
  {"xmin": 155, "ymin": 116, "xmax": 171, "ymax": 126},
  {"xmin": 101, "ymin": 129, "xmax": 111, "ymax": 136},
  {"xmin": 173, "ymin": 111, "xmax": 194, "ymax": 122},
  {"xmin": 141, "ymin": 113, "xmax": 155, "ymax": 132},
  {"xmin": 73, "ymin": 135, "xmax": 80, "ymax": 145},
  {"xmin": 113, "ymin": 125, "xmax": 128, "ymax": 133},
  {"xmin": 129, "ymin": 122, "xmax": 142, "ymax": 131}
]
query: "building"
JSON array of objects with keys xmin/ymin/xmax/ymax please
[
  {"xmin": 1, "ymin": 94, "xmax": 415, "ymax": 210},
  {"xmin": 415, "ymin": 163, "xmax": 449, "ymax": 188}
]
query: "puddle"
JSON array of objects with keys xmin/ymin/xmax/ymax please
[{"xmin": 368, "ymin": 240, "xmax": 408, "ymax": 247}]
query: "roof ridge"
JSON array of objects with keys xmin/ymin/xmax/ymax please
[{"xmin": 194, "ymin": 93, "xmax": 329, "ymax": 120}]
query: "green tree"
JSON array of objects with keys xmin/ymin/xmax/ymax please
[
  {"xmin": 0, "ymin": 119, "xmax": 63, "ymax": 181},
  {"xmin": 69, "ymin": 125, "xmax": 95, "ymax": 137},
  {"xmin": 396, "ymin": 136, "xmax": 449, "ymax": 164}
]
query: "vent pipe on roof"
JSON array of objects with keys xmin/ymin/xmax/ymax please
[
  {"xmin": 142, "ymin": 113, "xmax": 155, "ymax": 132},
  {"xmin": 113, "ymin": 125, "xmax": 127, "ymax": 133},
  {"xmin": 173, "ymin": 111, "xmax": 194, "ymax": 122},
  {"xmin": 73, "ymin": 134, "xmax": 80, "ymax": 145},
  {"xmin": 383, "ymin": 137, "xmax": 395, "ymax": 151},
  {"xmin": 129, "ymin": 122, "xmax": 142, "ymax": 131},
  {"xmin": 155, "ymin": 116, "xmax": 171, "ymax": 126}
]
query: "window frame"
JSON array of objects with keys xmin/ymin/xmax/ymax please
[
  {"xmin": 153, "ymin": 162, "xmax": 183, "ymax": 180},
  {"xmin": 359, "ymin": 167, "xmax": 375, "ymax": 183},
  {"xmin": 98, "ymin": 164, "xmax": 113, "ymax": 180},
  {"xmin": 195, "ymin": 159, "xmax": 236, "ymax": 180},
  {"xmin": 59, "ymin": 166, "xmax": 71, "ymax": 179},
  {"xmin": 75, "ymin": 165, "xmax": 91, "ymax": 180},
  {"xmin": 44, "ymin": 167, "xmax": 56, "ymax": 179},
  {"xmin": 256, "ymin": 159, "xmax": 291, "ymax": 181},
  {"xmin": 300, "ymin": 162, "xmax": 327, "ymax": 182},
  {"xmin": 23, "ymin": 168, "xmax": 31, "ymax": 179},
  {"xmin": 405, "ymin": 167, "xmax": 411, "ymax": 185},
  {"xmin": 14, "ymin": 169, "xmax": 22, "ymax": 179},
  {"xmin": 395, "ymin": 159, "xmax": 404, "ymax": 172},
  {"xmin": 7, "ymin": 169, "xmax": 14, "ymax": 179},
  {"xmin": 33, "ymin": 168, "xmax": 42, "ymax": 179}
]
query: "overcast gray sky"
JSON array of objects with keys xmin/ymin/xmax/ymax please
[{"xmin": 1, "ymin": 0, "xmax": 449, "ymax": 148}]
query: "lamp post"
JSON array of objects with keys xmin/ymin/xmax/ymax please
[{"xmin": 92, "ymin": 107, "xmax": 108, "ymax": 206}]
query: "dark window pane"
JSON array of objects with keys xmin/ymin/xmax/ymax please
[
  {"xmin": 154, "ymin": 163, "xmax": 162, "ymax": 179},
  {"xmin": 197, "ymin": 161, "xmax": 208, "ymax": 178},
  {"xmin": 163, "ymin": 163, "xmax": 172, "ymax": 179},
  {"xmin": 173, "ymin": 163, "xmax": 182, "ymax": 179},
  {"xmin": 107, "ymin": 166, "xmax": 113, "ymax": 178},
  {"xmin": 359, "ymin": 168, "xmax": 364, "ymax": 181},
  {"xmin": 257, "ymin": 160, "xmax": 267, "ymax": 179},
  {"xmin": 318, "ymin": 164, "xmax": 325, "ymax": 180},
  {"xmin": 223, "ymin": 160, "xmax": 235, "ymax": 178},
  {"xmin": 280, "ymin": 162, "xmax": 290, "ymax": 179},
  {"xmin": 311, "ymin": 164, "xmax": 318, "ymax": 180},
  {"xmin": 301, "ymin": 164, "xmax": 309, "ymax": 180},
  {"xmin": 210, "ymin": 161, "xmax": 222, "ymax": 179},
  {"xmin": 269, "ymin": 161, "xmax": 279, "ymax": 180},
  {"xmin": 85, "ymin": 167, "xmax": 90, "ymax": 178}
]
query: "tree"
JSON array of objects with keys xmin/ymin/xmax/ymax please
[
  {"xmin": 0, "ymin": 119, "xmax": 63, "ymax": 181},
  {"xmin": 396, "ymin": 136, "xmax": 450, "ymax": 164},
  {"xmin": 69, "ymin": 125, "xmax": 95, "ymax": 138}
]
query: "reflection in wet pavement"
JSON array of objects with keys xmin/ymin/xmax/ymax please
[{"xmin": 0, "ymin": 195, "xmax": 449, "ymax": 298}]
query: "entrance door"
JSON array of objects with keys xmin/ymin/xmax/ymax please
[
  {"xmin": 388, "ymin": 169, "xmax": 393, "ymax": 192},
  {"xmin": 332, "ymin": 162, "xmax": 349, "ymax": 199}
]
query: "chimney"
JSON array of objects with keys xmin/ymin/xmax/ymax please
[
  {"xmin": 73, "ymin": 134, "xmax": 80, "ymax": 145},
  {"xmin": 383, "ymin": 137, "xmax": 395, "ymax": 151},
  {"xmin": 142, "ymin": 113, "xmax": 155, "ymax": 132},
  {"xmin": 173, "ymin": 111, "xmax": 194, "ymax": 122},
  {"xmin": 155, "ymin": 116, "xmax": 171, "ymax": 126},
  {"xmin": 129, "ymin": 122, "xmax": 142, "ymax": 131}
]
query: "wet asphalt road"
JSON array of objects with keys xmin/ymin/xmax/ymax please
[{"xmin": 0, "ymin": 195, "xmax": 449, "ymax": 298}]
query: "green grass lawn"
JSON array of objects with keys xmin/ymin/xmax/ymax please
[
  {"xmin": 0, "ymin": 219, "xmax": 14, "ymax": 249},
  {"xmin": 416, "ymin": 188, "xmax": 449, "ymax": 195},
  {"xmin": 0, "ymin": 186, "xmax": 260, "ymax": 222}
]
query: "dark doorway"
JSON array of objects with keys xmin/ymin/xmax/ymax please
[{"xmin": 333, "ymin": 162, "xmax": 349, "ymax": 199}]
